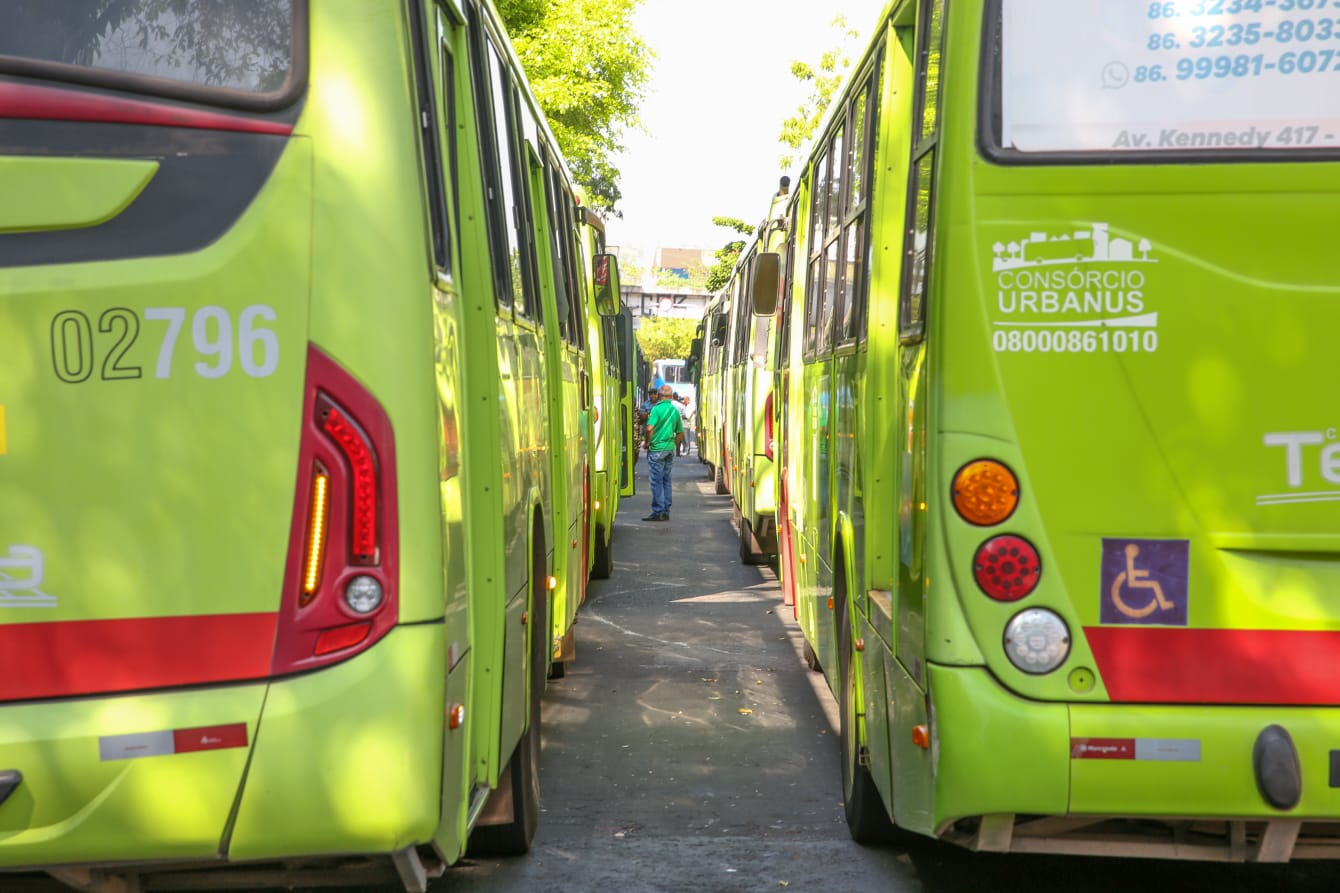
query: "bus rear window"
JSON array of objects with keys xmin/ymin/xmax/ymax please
[
  {"xmin": 0, "ymin": 1, "xmax": 300, "ymax": 104},
  {"xmin": 991, "ymin": 0, "xmax": 1340, "ymax": 156}
]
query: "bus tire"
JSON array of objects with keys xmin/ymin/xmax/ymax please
[
  {"xmin": 838, "ymin": 591, "xmax": 896, "ymax": 844},
  {"xmin": 803, "ymin": 638, "xmax": 822, "ymax": 673},
  {"xmin": 739, "ymin": 516, "xmax": 767, "ymax": 566},
  {"xmin": 590, "ymin": 523, "xmax": 613, "ymax": 580},
  {"xmin": 714, "ymin": 462, "xmax": 728, "ymax": 495},
  {"xmin": 468, "ymin": 531, "xmax": 547, "ymax": 857}
]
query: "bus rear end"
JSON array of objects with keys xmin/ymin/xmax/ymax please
[
  {"xmin": 930, "ymin": 0, "xmax": 1340, "ymax": 859},
  {"xmin": 0, "ymin": 1, "xmax": 448, "ymax": 882}
]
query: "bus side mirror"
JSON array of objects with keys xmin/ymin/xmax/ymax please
[
  {"xmin": 593, "ymin": 253, "xmax": 623, "ymax": 317},
  {"xmin": 750, "ymin": 252, "xmax": 780, "ymax": 316}
]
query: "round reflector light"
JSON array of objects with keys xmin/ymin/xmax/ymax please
[
  {"xmin": 952, "ymin": 460, "xmax": 1019, "ymax": 526},
  {"xmin": 344, "ymin": 575, "xmax": 384, "ymax": 614},
  {"xmin": 972, "ymin": 535, "xmax": 1041, "ymax": 601},
  {"xmin": 1004, "ymin": 608, "xmax": 1071, "ymax": 674}
]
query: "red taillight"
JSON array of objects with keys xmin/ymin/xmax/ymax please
[
  {"xmin": 763, "ymin": 392, "xmax": 775, "ymax": 461},
  {"xmin": 972, "ymin": 535, "xmax": 1041, "ymax": 602},
  {"xmin": 273, "ymin": 347, "xmax": 399, "ymax": 675},
  {"xmin": 321, "ymin": 405, "xmax": 379, "ymax": 562}
]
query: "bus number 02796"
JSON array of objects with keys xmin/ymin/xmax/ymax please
[
  {"xmin": 992, "ymin": 328, "xmax": 1160, "ymax": 353},
  {"xmin": 50, "ymin": 305, "xmax": 280, "ymax": 383}
]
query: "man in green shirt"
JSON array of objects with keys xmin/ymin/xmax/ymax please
[{"xmin": 643, "ymin": 384, "xmax": 684, "ymax": 521}]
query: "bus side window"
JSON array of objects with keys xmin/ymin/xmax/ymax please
[
  {"xmin": 819, "ymin": 125, "xmax": 844, "ymax": 354},
  {"xmin": 481, "ymin": 36, "xmax": 539, "ymax": 319},
  {"xmin": 778, "ymin": 210, "xmax": 797, "ymax": 368},
  {"xmin": 900, "ymin": 0, "xmax": 946, "ymax": 343},
  {"xmin": 411, "ymin": 1, "xmax": 454, "ymax": 275},
  {"xmin": 838, "ymin": 66, "xmax": 878, "ymax": 346},
  {"xmin": 804, "ymin": 154, "xmax": 828, "ymax": 357}
]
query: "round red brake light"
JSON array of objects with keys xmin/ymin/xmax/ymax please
[{"xmin": 973, "ymin": 535, "xmax": 1041, "ymax": 602}]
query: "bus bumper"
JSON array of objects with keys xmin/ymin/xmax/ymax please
[
  {"xmin": 0, "ymin": 625, "xmax": 444, "ymax": 870},
  {"xmin": 930, "ymin": 665, "xmax": 1340, "ymax": 860},
  {"xmin": 0, "ymin": 684, "xmax": 265, "ymax": 867},
  {"xmin": 229, "ymin": 624, "xmax": 444, "ymax": 859}
]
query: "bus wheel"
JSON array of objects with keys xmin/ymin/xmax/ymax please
[
  {"xmin": 468, "ymin": 534, "xmax": 547, "ymax": 856},
  {"xmin": 739, "ymin": 516, "xmax": 767, "ymax": 566},
  {"xmin": 590, "ymin": 523, "xmax": 613, "ymax": 580},
  {"xmin": 549, "ymin": 626, "xmax": 575, "ymax": 680},
  {"xmin": 803, "ymin": 638, "xmax": 822, "ymax": 673},
  {"xmin": 838, "ymin": 596, "xmax": 896, "ymax": 844},
  {"xmin": 714, "ymin": 462, "xmax": 728, "ymax": 495}
]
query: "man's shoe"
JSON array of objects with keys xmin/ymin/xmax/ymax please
[
  {"xmin": 642, "ymin": 514, "xmax": 661, "ymax": 522},
  {"xmin": 656, "ymin": 513, "xmax": 669, "ymax": 521}
]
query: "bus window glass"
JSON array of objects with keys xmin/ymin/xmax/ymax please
[
  {"xmin": 810, "ymin": 153, "xmax": 828, "ymax": 249},
  {"xmin": 779, "ymin": 220, "xmax": 797, "ymax": 366},
  {"xmin": 437, "ymin": 31, "xmax": 460, "ymax": 273},
  {"xmin": 543, "ymin": 162, "xmax": 574, "ymax": 344},
  {"xmin": 917, "ymin": 0, "xmax": 946, "ymax": 143},
  {"xmin": 847, "ymin": 85, "xmax": 869, "ymax": 214},
  {"xmin": 995, "ymin": 0, "xmax": 1340, "ymax": 153},
  {"xmin": 822, "ymin": 238, "xmax": 840, "ymax": 351},
  {"xmin": 734, "ymin": 264, "xmax": 752, "ymax": 362},
  {"xmin": 826, "ymin": 127, "xmax": 845, "ymax": 237},
  {"xmin": 902, "ymin": 151, "xmax": 935, "ymax": 336},
  {"xmin": 839, "ymin": 218, "xmax": 863, "ymax": 342},
  {"xmin": 0, "ymin": 1, "xmax": 296, "ymax": 96},
  {"xmin": 487, "ymin": 43, "xmax": 525, "ymax": 310},
  {"xmin": 805, "ymin": 252, "xmax": 824, "ymax": 356}
]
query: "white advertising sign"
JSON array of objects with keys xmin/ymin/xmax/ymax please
[{"xmin": 1001, "ymin": 0, "xmax": 1340, "ymax": 152}]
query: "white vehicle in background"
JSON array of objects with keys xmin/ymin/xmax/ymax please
[{"xmin": 653, "ymin": 358, "xmax": 696, "ymax": 421}]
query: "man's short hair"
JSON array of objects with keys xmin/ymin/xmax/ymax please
[{"xmin": 658, "ymin": 384, "xmax": 674, "ymax": 397}]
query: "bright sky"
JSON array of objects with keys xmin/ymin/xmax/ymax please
[{"xmin": 603, "ymin": 0, "xmax": 890, "ymax": 261}]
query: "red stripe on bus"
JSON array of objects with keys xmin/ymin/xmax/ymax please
[
  {"xmin": 0, "ymin": 83, "xmax": 294, "ymax": 135},
  {"xmin": 1085, "ymin": 627, "xmax": 1340, "ymax": 705},
  {"xmin": 0, "ymin": 613, "xmax": 277, "ymax": 702}
]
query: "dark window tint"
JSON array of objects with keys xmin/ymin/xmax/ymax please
[
  {"xmin": 487, "ymin": 42, "xmax": 524, "ymax": 309},
  {"xmin": 0, "ymin": 0, "xmax": 295, "ymax": 95}
]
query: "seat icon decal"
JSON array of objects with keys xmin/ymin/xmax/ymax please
[{"xmin": 1100, "ymin": 538, "xmax": 1187, "ymax": 626}]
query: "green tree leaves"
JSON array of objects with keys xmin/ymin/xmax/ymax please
[
  {"xmin": 705, "ymin": 216, "xmax": 756, "ymax": 293},
  {"xmin": 634, "ymin": 316, "xmax": 697, "ymax": 368},
  {"xmin": 498, "ymin": 0, "xmax": 651, "ymax": 215},
  {"xmin": 777, "ymin": 16, "xmax": 861, "ymax": 170}
]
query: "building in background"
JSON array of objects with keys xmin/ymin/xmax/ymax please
[{"xmin": 610, "ymin": 245, "xmax": 713, "ymax": 321}]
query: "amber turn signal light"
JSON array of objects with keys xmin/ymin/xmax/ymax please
[{"xmin": 952, "ymin": 460, "xmax": 1019, "ymax": 526}]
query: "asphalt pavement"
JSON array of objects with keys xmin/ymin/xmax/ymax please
[{"xmin": 447, "ymin": 448, "xmax": 908, "ymax": 891}]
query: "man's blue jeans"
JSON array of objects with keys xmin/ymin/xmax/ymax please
[{"xmin": 648, "ymin": 450, "xmax": 674, "ymax": 517}]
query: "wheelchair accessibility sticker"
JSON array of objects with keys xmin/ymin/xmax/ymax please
[{"xmin": 1100, "ymin": 538, "xmax": 1187, "ymax": 626}]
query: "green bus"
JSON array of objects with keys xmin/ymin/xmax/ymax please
[
  {"xmin": 0, "ymin": 0, "xmax": 621, "ymax": 888},
  {"xmin": 697, "ymin": 291, "xmax": 731, "ymax": 494},
  {"xmin": 755, "ymin": 0, "xmax": 1340, "ymax": 861},
  {"xmin": 722, "ymin": 180, "xmax": 790, "ymax": 565},
  {"xmin": 576, "ymin": 208, "xmax": 624, "ymax": 583},
  {"xmin": 611, "ymin": 305, "xmax": 639, "ymax": 499}
]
